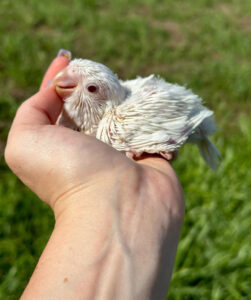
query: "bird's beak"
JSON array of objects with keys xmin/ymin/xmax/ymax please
[{"xmin": 53, "ymin": 67, "xmax": 78, "ymax": 99}]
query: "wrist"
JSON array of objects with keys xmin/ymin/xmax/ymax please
[{"xmin": 52, "ymin": 163, "xmax": 141, "ymax": 222}]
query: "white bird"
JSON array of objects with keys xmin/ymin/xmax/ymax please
[{"xmin": 53, "ymin": 58, "xmax": 221, "ymax": 169}]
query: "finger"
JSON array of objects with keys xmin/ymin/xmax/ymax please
[
  {"xmin": 12, "ymin": 87, "xmax": 63, "ymax": 128},
  {"xmin": 40, "ymin": 50, "xmax": 71, "ymax": 90},
  {"xmin": 136, "ymin": 155, "xmax": 174, "ymax": 175}
]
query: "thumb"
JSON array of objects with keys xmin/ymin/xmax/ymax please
[
  {"xmin": 11, "ymin": 87, "xmax": 63, "ymax": 128},
  {"xmin": 11, "ymin": 52, "xmax": 71, "ymax": 128}
]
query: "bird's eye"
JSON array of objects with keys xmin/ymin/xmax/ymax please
[{"xmin": 87, "ymin": 84, "xmax": 98, "ymax": 93}]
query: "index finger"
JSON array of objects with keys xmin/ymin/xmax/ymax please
[{"xmin": 40, "ymin": 49, "xmax": 71, "ymax": 90}]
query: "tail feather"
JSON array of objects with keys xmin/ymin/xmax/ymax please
[{"xmin": 198, "ymin": 137, "xmax": 221, "ymax": 170}]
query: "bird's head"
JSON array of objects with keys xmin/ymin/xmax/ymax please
[{"xmin": 53, "ymin": 59, "xmax": 126, "ymax": 131}]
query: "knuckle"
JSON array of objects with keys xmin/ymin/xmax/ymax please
[{"xmin": 146, "ymin": 166, "xmax": 185, "ymax": 220}]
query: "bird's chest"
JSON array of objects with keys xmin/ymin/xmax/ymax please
[
  {"xmin": 96, "ymin": 109, "xmax": 129, "ymax": 149},
  {"xmin": 81, "ymin": 126, "xmax": 98, "ymax": 136},
  {"xmin": 63, "ymin": 101, "xmax": 102, "ymax": 133}
]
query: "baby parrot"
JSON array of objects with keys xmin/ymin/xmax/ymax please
[{"xmin": 53, "ymin": 58, "xmax": 220, "ymax": 169}]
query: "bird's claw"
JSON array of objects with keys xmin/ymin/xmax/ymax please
[
  {"xmin": 125, "ymin": 151, "xmax": 143, "ymax": 160},
  {"xmin": 160, "ymin": 151, "xmax": 178, "ymax": 161}
]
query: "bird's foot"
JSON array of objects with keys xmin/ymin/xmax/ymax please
[
  {"xmin": 160, "ymin": 151, "xmax": 178, "ymax": 161},
  {"xmin": 125, "ymin": 150, "xmax": 178, "ymax": 162},
  {"xmin": 125, "ymin": 151, "xmax": 143, "ymax": 160}
]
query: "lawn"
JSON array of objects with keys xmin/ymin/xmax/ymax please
[{"xmin": 0, "ymin": 0, "xmax": 250, "ymax": 299}]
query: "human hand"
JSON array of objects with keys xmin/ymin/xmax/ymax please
[{"xmin": 5, "ymin": 51, "xmax": 185, "ymax": 300}]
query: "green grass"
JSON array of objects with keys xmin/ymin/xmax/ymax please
[{"xmin": 0, "ymin": 0, "xmax": 251, "ymax": 299}]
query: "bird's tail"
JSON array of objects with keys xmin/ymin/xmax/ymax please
[{"xmin": 198, "ymin": 136, "xmax": 221, "ymax": 170}]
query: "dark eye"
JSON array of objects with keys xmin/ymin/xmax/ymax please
[{"xmin": 87, "ymin": 84, "xmax": 98, "ymax": 93}]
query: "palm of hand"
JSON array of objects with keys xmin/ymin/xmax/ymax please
[{"xmin": 7, "ymin": 117, "xmax": 183, "ymax": 213}]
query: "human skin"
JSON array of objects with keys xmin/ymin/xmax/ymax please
[{"xmin": 4, "ymin": 53, "xmax": 185, "ymax": 300}]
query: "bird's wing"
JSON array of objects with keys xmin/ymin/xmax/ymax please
[{"xmin": 97, "ymin": 76, "xmax": 213, "ymax": 153}]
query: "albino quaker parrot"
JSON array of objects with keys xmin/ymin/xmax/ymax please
[{"xmin": 53, "ymin": 58, "xmax": 221, "ymax": 169}]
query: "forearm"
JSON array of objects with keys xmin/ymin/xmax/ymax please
[{"xmin": 21, "ymin": 182, "xmax": 116, "ymax": 300}]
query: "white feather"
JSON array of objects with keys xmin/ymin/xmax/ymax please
[{"xmin": 60, "ymin": 59, "xmax": 220, "ymax": 169}]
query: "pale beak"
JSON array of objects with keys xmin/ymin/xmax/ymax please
[{"xmin": 53, "ymin": 67, "xmax": 78, "ymax": 99}]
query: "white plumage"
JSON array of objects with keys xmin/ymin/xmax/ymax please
[{"xmin": 54, "ymin": 58, "xmax": 221, "ymax": 169}]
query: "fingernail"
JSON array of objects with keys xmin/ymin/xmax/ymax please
[
  {"xmin": 57, "ymin": 49, "xmax": 72, "ymax": 60},
  {"xmin": 46, "ymin": 79, "xmax": 53, "ymax": 87}
]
